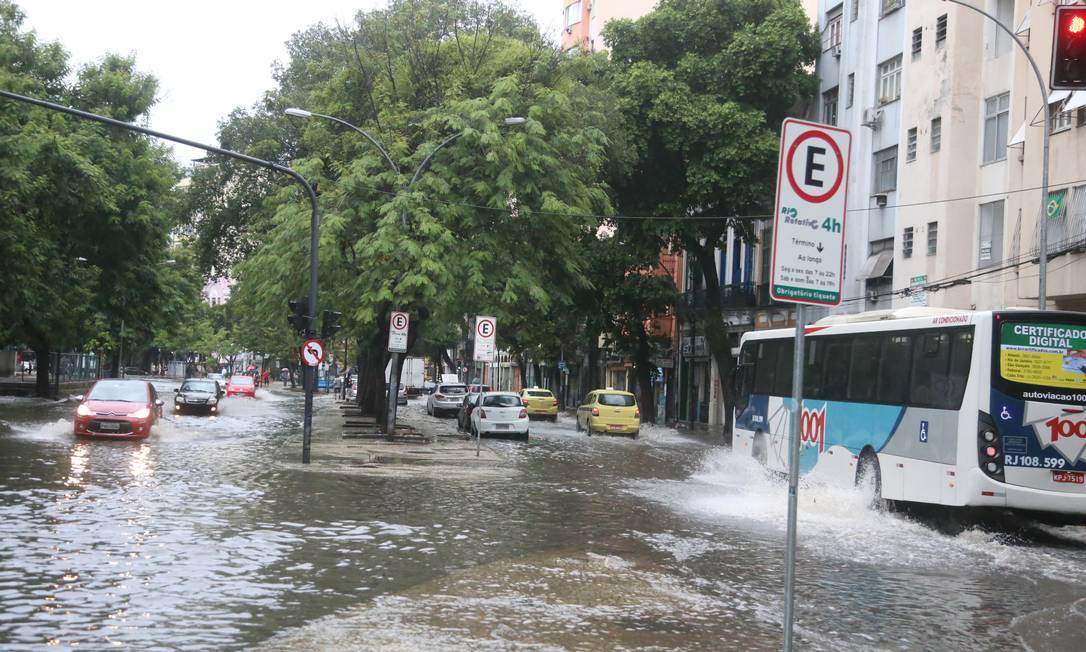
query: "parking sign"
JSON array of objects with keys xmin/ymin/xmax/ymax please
[{"xmin": 770, "ymin": 118, "xmax": 852, "ymax": 306}]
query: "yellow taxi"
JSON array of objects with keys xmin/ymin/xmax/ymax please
[
  {"xmin": 519, "ymin": 387, "xmax": 558, "ymax": 421},
  {"xmin": 576, "ymin": 389, "xmax": 640, "ymax": 437}
]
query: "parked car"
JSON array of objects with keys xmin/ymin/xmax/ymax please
[
  {"xmin": 225, "ymin": 374, "xmax": 257, "ymax": 398},
  {"xmin": 519, "ymin": 387, "xmax": 558, "ymax": 421},
  {"xmin": 426, "ymin": 383, "xmax": 467, "ymax": 417},
  {"xmin": 173, "ymin": 378, "xmax": 223, "ymax": 415},
  {"xmin": 576, "ymin": 390, "xmax": 640, "ymax": 437},
  {"xmin": 206, "ymin": 372, "xmax": 225, "ymax": 383},
  {"xmin": 470, "ymin": 392, "xmax": 529, "ymax": 439},
  {"xmin": 386, "ymin": 385, "xmax": 408, "ymax": 406},
  {"xmin": 73, "ymin": 379, "xmax": 163, "ymax": 439},
  {"xmin": 456, "ymin": 392, "xmax": 482, "ymax": 432}
]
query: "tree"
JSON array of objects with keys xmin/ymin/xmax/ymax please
[
  {"xmin": 0, "ymin": 2, "xmax": 180, "ymax": 395},
  {"xmin": 603, "ymin": 0, "xmax": 818, "ymax": 437}
]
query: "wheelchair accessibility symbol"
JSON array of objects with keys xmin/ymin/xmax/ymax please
[
  {"xmin": 919, "ymin": 420, "xmax": 929, "ymax": 443},
  {"xmin": 1000, "ymin": 406, "xmax": 1012, "ymax": 421}
]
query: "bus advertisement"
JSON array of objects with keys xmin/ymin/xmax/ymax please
[{"xmin": 732, "ymin": 308, "xmax": 1086, "ymax": 521}]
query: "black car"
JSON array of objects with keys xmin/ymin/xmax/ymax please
[
  {"xmin": 173, "ymin": 379, "xmax": 223, "ymax": 415},
  {"xmin": 456, "ymin": 392, "xmax": 481, "ymax": 433}
]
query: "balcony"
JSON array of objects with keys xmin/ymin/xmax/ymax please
[{"xmin": 679, "ymin": 283, "xmax": 782, "ymax": 316}]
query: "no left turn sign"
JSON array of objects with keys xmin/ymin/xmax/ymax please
[{"xmin": 300, "ymin": 339, "xmax": 325, "ymax": 367}]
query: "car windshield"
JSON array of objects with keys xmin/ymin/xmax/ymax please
[
  {"xmin": 527, "ymin": 390, "xmax": 553, "ymax": 397},
  {"xmin": 439, "ymin": 385, "xmax": 466, "ymax": 394},
  {"xmin": 181, "ymin": 381, "xmax": 217, "ymax": 393},
  {"xmin": 87, "ymin": 381, "xmax": 147, "ymax": 402},
  {"xmin": 599, "ymin": 393, "xmax": 635, "ymax": 407},
  {"xmin": 483, "ymin": 394, "xmax": 521, "ymax": 407},
  {"xmin": 230, "ymin": 376, "xmax": 254, "ymax": 386}
]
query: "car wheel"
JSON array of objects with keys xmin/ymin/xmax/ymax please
[
  {"xmin": 632, "ymin": 429, "xmax": 639, "ymax": 439},
  {"xmin": 586, "ymin": 418, "xmax": 593, "ymax": 436},
  {"xmin": 551, "ymin": 415, "xmax": 558, "ymax": 423},
  {"xmin": 575, "ymin": 417, "xmax": 582, "ymax": 432}
]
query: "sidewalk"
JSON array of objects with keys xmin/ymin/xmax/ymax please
[{"xmin": 275, "ymin": 388, "xmax": 511, "ymax": 479}]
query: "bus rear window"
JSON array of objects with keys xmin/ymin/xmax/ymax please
[{"xmin": 999, "ymin": 322, "xmax": 1086, "ymax": 391}]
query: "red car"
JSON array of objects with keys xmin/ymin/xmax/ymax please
[
  {"xmin": 225, "ymin": 374, "xmax": 257, "ymax": 398},
  {"xmin": 74, "ymin": 379, "xmax": 163, "ymax": 439}
]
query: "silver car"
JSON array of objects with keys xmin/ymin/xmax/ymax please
[{"xmin": 426, "ymin": 383, "xmax": 467, "ymax": 417}]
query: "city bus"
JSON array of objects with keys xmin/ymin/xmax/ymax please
[{"xmin": 732, "ymin": 307, "xmax": 1086, "ymax": 520}]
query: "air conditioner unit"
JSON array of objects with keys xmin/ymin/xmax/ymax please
[
  {"xmin": 874, "ymin": 193, "xmax": 888, "ymax": 208},
  {"xmin": 831, "ymin": 44, "xmax": 842, "ymax": 57},
  {"xmin": 861, "ymin": 107, "xmax": 883, "ymax": 129},
  {"xmin": 866, "ymin": 289, "xmax": 881, "ymax": 302}
]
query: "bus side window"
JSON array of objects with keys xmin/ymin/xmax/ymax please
[
  {"xmin": 847, "ymin": 336, "xmax": 880, "ymax": 402},
  {"xmin": 822, "ymin": 339, "xmax": 851, "ymax": 401},
  {"xmin": 910, "ymin": 332, "xmax": 951, "ymax": 407},
  {"xmin": 752, "ymin": 342, "xmax": 775, "ymax": 396},
  {"xmin": 803, "ymin": 339, "xmax": 826, "ymax": 398},
  {"xmin": 735, "ymin": 344, "xmax": 755, "ymax": 411},
  {"xmin": 772, "ymin": 339, "xmax": 794, "ymax": 397},
  {"xmin": 877, "ymin": 334, "xmax": 913, "ymax": 404},
  {"xmin": 943, "ymin": 329, "xmax": 974, "ymax": 409}
]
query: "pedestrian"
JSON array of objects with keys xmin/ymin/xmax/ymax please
[
  {"xmin": 262, "ymin": 368, "xmax": 270, "ymax": 387},
  {"xmin": 280, "ymin": 368, "xmax": 289, "ymax": 388}
]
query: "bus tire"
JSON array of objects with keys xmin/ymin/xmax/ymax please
[
  {"xmin": 752, "ymin": 432, "xmax": 768, "ymax": 466},
  {"xmin": 855, "ymin": 451, "xmax": 884, "ymax": 511}
]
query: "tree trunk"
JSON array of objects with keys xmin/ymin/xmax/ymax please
[
  {"xmin": 440, "ymin": 348, "xmax": 455, "ymax": 377},
  {"xmin": 633, "ymin": 326, "xmax": 656, "ymax": 423},
  {"xmin": 33, "ymin": 345, "xmax": 50, "ymax": 398},
  {"xmin": 586, "ymin": 328, "xmax": 600, "ymax": 396},
  {"xmin": 689, "ymin": 238, "xmax": 735, "ymax": 446},
  {"xmin": 355, "ymin": 335, "xmax": 387, "ymax": 422}
]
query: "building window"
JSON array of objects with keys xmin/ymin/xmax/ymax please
[
  {"xmin": 1051, "ymin": 99, "xmax": 1073, "ymax": 133},
  {"xmin": 906, "ymin": 127, "xmax": 918, "ymax": 162},
  {"xmin": 882, "ymin": 0, "xmax": 905, "ymax": 15},
  {"xmin": 823, "ymin": 87, "xmax": 839, "ymax": 126},
  {"xmin": 983, "ymin": 92, "xmax": 1010, "ymax": 164},
  {"xmin": 564, "ymin": 1, "xmax": 582, "ymax": 28},
  {"xmin": 851, "ymin": 0, "xmax": 859, "ymax": 21},
  {"xmin": 874, "ymin": 147, "xmax": 898, "ymax": 193},
  {"xmin": 903, "ymin": 227, "xmax": 914, "ymax": 258},
  {"xmin": 878, "ymin": 55, "xmax": 902, "ymax": 104},
  {"xmin": 912, "ymin": 27, "xmax": 922, "ymax": 57},
  {"xmin": 846, "ymin": 73, "xmax": 855, "ymax": 108},
  {"xmin": 931, "ymin": 117, "xmax": 942, "ymax": 153},
  {"xmin": 936, "ymin": 14, "xmax": 948, "ymax": 46},
  {"xmin": 826, "ymin": 13, "xmax": 843, "ymax": 51},
  {"xmin": 927, "ymin": 221, "xmax": 939, "ymax": 256},
  {"xmin": 993, "ymin": 0, "xmax": 1013, "ymax": 58},
  {"xmin": 978, "ymin": 200, "xmax": 1004, "ymax": 267}
]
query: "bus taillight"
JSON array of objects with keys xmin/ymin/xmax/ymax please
[{"xmin": 978, "ymin": 414, "xmax": 1005, "ymax": 482}]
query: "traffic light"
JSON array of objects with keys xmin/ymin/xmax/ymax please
[
  {"xmin": 287, "ymin": 298, "xmax": 310, "ymax": 337},
  {"xmin": 321, "ymin": 310, "xmax": 342, "ymax": 339},
  {"xmin": 1052, "ymin": 6, "xmax": 1086, "ymax": 90}
]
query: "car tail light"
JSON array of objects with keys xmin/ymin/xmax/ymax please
[
  {"xmin": 522, "ymin": 399, "xmax": 530, "ymax": 406},
  {"xmin": 519, "ymin": 409, "xmax": 527, "ymax": 419},
  {"xmin": 478, "ymin": 409, "xmax": 487, "ymax": 419},
  {"xmin": 591, "ymin": 406, "xmax": 599, "ymax": 416},
  {"xmin": 436, "ymin": 393, "xmax": 445, "ymax": 400},
  {"xmin": 552, "ymin": 399, "xmax": 558, "ymax": 406},
  {"xmin": 978, "ymin": 413, "xmax": 1004, "ymax": 482},
  {"xmin": 634, "ymin": 408, "xmax": 640, "ymax": 419}
]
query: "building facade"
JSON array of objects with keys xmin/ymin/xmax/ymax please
[{"xmin": 560, "ymin": 0, "xmax": 659, "ymax": 52}]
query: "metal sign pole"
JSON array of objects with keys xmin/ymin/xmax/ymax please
[{"xmin": 783, "ymin": 304, "xmax": 807, "ymax": 651}]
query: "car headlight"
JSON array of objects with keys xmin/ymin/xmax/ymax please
[
  {"xmin": 76, "ymin": 404, "xmax": 93, "ymax": 416},
  {"xmin": 208, "ymin": 397, "xmax": 217, "ymax": 404},
  {"xmin": 131, "ymin": 407, "xmax": 151, "ymax": 419},
  {"xmin": 176, "ymin": 394, "xmax": 186, "ymax": 403}
]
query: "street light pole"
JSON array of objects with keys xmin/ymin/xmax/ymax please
[
  {"xmin": 0, "ymin": 89, "xmax": 322, "ymax": 464},
  {"xmin": 285, "ymin": 109, "xmax": 525, "ymax": 434},
  {"xmin": 943, "ymin": 0, "xmax": 1050, "ymax": 309}
]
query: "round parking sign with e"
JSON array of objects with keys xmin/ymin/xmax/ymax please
[
  {"xmin": 786, "ymin": 130, "xmax": 845, "ymax": 204},
  {"xmin": 477, "ymin": 318, "xmax": 494, "ymax": 339},
  {"xmin": 392, "ymin": 313, "xmax": 408, "ymax": 331}
]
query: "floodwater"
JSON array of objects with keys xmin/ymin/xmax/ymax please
[{"xmin": 1, "ymin": 383, "xmax": 1084, "ymax": 650}]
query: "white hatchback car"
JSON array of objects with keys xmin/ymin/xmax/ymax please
[{"xmin": 470, "ymin": 392, "xmax": 529, "ymax": 439}]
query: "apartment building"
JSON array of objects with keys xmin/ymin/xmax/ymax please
[{"xmin": 560, "ymin": 0, "xmax": 659, "ymax": 52}]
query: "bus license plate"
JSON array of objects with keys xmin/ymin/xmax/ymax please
[{"xmin": 1052, "ymin": 471, "xmax": 1084, "ymax": 485}]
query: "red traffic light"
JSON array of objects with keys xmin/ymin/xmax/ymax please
[{"xmin": 1052, "ymin": 7, "xmax": 1086, "ymax": 90}]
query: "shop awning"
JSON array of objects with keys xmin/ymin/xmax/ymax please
[{"xmin": 857, "ymin": 250, "xmax": 894, "ymax": 280}]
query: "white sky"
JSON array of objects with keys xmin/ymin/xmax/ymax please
[{"xmin": 19, "ymin": 0, "xmax": 562, "ymax": 165}]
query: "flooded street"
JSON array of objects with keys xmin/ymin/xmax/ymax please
[{"xmin": 1, "ymin": 382, "xmax": 1085, "ymax": 650}]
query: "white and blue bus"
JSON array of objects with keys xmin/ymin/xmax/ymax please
[{"xmin": 733, "ymin": 307, "xmax": 1086, "ymax": 519}]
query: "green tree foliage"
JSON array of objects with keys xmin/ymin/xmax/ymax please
[
  {"xmin": 602, "ymin": 0, "xmax": 818, "ymax": 434},
  {"xmin": 0, "ymin": 1, "xmax": 180, "ymax": 394},
  {"xmin": 187, "ymin": 0, "xmax": 613, "ymax": 418}
]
